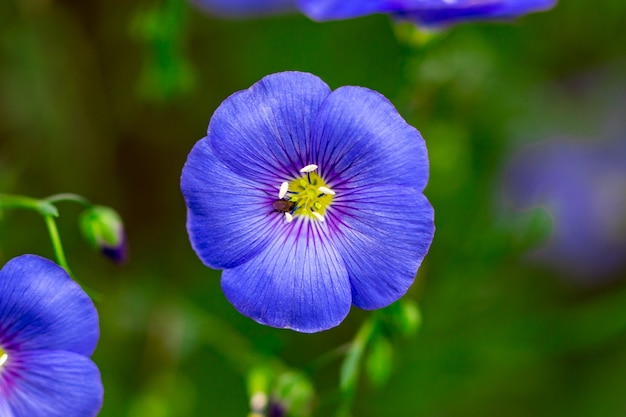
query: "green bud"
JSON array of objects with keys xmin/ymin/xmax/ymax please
[
  {"xmin": 272, "ymin": 371, "xmax": 314, "ymax": 417},
  {"xmin": 79, "ymin": 205, "xmax": 127, "ymax": 264},
  {"xmin": 379, "ymin": 299, "xmax": 422, "ymax": 338}
]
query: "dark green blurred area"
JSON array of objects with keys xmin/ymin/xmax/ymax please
[{"xmin": 1, "ymin": 0, "xmax": 626, "ymax": 416}]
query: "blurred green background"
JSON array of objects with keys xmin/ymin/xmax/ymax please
[{"xmin": 1, "ymin": 0, "xmax": 626, "ymax": 416}]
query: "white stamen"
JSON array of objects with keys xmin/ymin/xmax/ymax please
[
  {"xmin": 284, "ymin": 212, "xmax": 294, "ymax": 223},
  {"xmin": 0, "ymin": 352, "xmax": 7, "ymax": 368},
  {"xmin": 311, "ymin": 211, "xmax": 325, "ymax": 222},
  {"xmin": 278, "ymin": 181, "xmax": 289, "ymax": 199},
  {"xmin": 299, "ymin": 164, "xmax": 318, "ymax": 173},
  {"xmin": 318, "ymin": 186, "xmax": 335, "ymax": 196}
]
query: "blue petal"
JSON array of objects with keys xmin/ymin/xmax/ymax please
[
  {"xmin": 298, "ymin": 0, "xmax": 556, "ymax": 25},
  {"xmin": 182, "ymin": 139, "xmax": 284, "ymax": 269},
  {"xmin": 0, "ymin": 255, "xmax": 99, "ymax": 356},
  {"xmin": 2, "ymin": 350, "xmax": 102, "ymax": 417},
  {"xmin": 192, "ymin": 0, "xmax": 295, "ymax": 18},
  {"xmin": 329, "ymin": 186, "xmax": 434, "ymax": 309},
  {"xmin": 298, "ymin": 0, "xmax": 400, "ymax": 20},
  {"xmin": 221, "ymin": 220, "xmax": 351, "ymax": 332},
  {"xmin": 398, "ymin": 0, "xmax": 557, "ymax": 27},
  {"xmin": 208, "ymin": 71, "xmax": 332, "ymax": 182},
  {"xmin": 310, "ymin": 85, "xmax": 428, "ymax": 192}
]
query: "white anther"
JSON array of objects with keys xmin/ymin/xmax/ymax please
[
  {"xmin": 284, "ymin": 212, "xmax": 294, "ymax": 223},
  {"xmin": 299, "ymin": 164, "xmax": 318, "ymax": 173},
  {"xmin": 278, "ymin": 181, "xmax": 289, "ymax": 199},
  {"xmin": 311, "ymin": 211, "xmax": 325, "ymax": 222},
  {"xmin": 318, "ymin": 186, "xmax": 335, "ymax": 196},
  {"xmin": 0, "ymin": 352, "xmax": 7, "ymax": 368}
]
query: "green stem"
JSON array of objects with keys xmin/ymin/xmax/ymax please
[
  {"xmin": 0, "ymin": 193, "xmax": 59, "ymax": 217},
  {"xmin": 1, "ymin": 192, "xmax": 101, "ymax": 301},
  {"xmin": 43, "ymin": 214, "xmax": 102, "ymax": 301},
  {"xmin": 44, "ymin": 193, "xmax": 92, "ymax": 208},
  {"xmin": 43, "ymin": 215, "xmax": 73, "ymax": 277},
  {"xmin": 336, "ymin": 318, "xmax": 378, "ymax": 417}
]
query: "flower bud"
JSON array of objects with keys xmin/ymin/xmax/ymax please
[{"xmin": 79, "ymin": 206, "xmax": 127, "ymax": 264}]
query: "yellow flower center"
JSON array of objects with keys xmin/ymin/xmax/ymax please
[
  {"xmin": 288, "ymin": 171, "xmax": 334, "ymax": 219},
  {"xmin": 274, "ymin": 164, "xmax": 336, "ymax": 223}
]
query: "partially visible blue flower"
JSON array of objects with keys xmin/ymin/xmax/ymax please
[
  {"xmin": 299, "ymin": 0, "xmax": 557, "ymax": 28},
  {"xmin": 191, "ymin": 0, "xmax": 295, "ymax": 18},
  {"xmin": 503, "ymin": 138, "xmax": 626, "ymax": 284},
  {"xmin": 181, "ymin": 71, "xmax": 434, "ymax": 333},
  {"xmin": 0, "ymin": 255, "xmax": 103, "ymax": 416},
  {"xmin": 192, "ymin": 0, "xmax": 556, "ymax": 27}
]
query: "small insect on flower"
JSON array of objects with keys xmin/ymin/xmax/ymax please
[
  {"xmin": 181, "ymin": 71, "xmax": 434, "ymax": 333},
  {"xmin": 272, "ymin": 198, "xmax": 297, "ymax": 213}
]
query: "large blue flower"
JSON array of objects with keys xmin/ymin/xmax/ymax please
[
  {"xmin": 0, "ymin": 255, "xmax": 103, "ymax": 417},
  {"xmin": 181, "ymin": 71, "xmax": 434, "ymax": 332},
  {"xmin": 299, "ymin": 0, "xmax": 557, "ymax": 28}
]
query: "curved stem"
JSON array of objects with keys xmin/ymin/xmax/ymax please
[
  {"xmin": 0, "ymin": 193, "xmax": 58, "ymax": 217},
  {"xmin": 43, "ymin": 215, "xmax": 74, "ymax": 278},
  {"xmin": 43, "ymin": 214, "xmax": 102, "ymax": 301},
  {"xmin": 44, "ymin": 193, "xmax": 92, "ymax": 208}
]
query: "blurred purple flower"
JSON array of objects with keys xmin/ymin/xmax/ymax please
[
  {"xmin": 300, "ymin": 0, "xmax": 557, "ymax": 28},
  {"xmin": 192, "ymin": 0, "xmax": 556, "ymax": 28},
  {"xmin": 503, "ymin": 138, "xmax": 626, "ymax": 284},
  {"xmin": 181, "ymin": 71, "xmax": 434, "ymax": 332},
  {"xmin": 0, "ymin": 255, "xmax": 103, "ymax": 417}
]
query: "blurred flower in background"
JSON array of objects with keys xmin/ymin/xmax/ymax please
[
  {"xmin": 0, "ymin": 255, "xmax": 103, "ymax": 417},
  {"xmin": 502, "ymin": 137, "xmax": 626, "ymax": 285},
  {"xmin": 192, "ymin": 0, "xmax": 557, "ymax": 28},
  {"xmin": 300, "ymin": 0, "xmax": 558, "ymax": 28},
  {"xmin": 181, "ymin": 71, "xmax": 434, "ymax": 333}
]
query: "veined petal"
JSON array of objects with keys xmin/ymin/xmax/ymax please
[
  {"xmin": 209, "ymin": 72, "xmax": 332, "ymax": 182},
  {"xmin": 0, "ymin": 255, "xmax": 98, "ymax": 356},
  {"xmin": 182, "ymin": 139, "xmax": 280, "ymax": 269},
  {"xmin": 192, "ymin": 0, "xmax": 295, "ymax": 18},
  {"xmin": 310, "ymin": 85, "xmax": 428, "ymax": 192},
  {"xmin": 330, "ymin": 186, "xmax": 434, "ymax": 309},
  {"xmin": 1, "ymin": 350, "xmax": 103, "ymax": 417},
  {"xmin": 221, "ymin": 220, "xmax": 351, "ymax": 333}
]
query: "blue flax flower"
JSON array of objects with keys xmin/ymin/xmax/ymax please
[
  {"xmin": 181, "ymin": 71, "xmax": 434, "ymax": 332},
  {"xmin": 299, "ymin": 0, "xmax": 557, "ymax": 28},
  {"xmin": 0, "ymin": 255, "xmax": 103, "ymax": 417}
]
